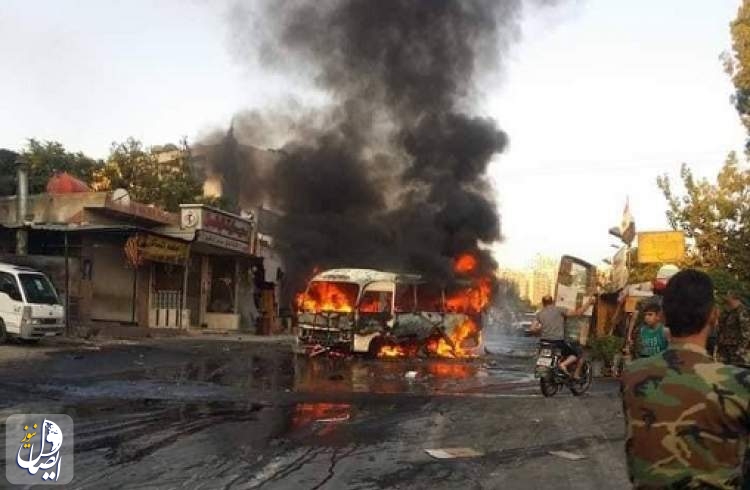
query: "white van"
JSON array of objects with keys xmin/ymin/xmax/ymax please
[{"xmin": 0, "ymin": 264, "xmax": 65, "ymax": 342}]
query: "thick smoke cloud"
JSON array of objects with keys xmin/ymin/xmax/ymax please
[{"xmin": 212, "ymin": 0, "xmax": 548, "ymax": 299}]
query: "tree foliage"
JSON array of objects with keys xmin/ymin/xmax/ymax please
[
  {"xmin": 92, "ymin": 137, "xmax": 204, "ymax": 212},
  {"xmin": 651, "ymin": 5, "xmax": 750, "ymax": 292},
  {"xmin": 704, "ymin": 268, "xmax": 750, "ymax": 305},
  {"xmin": 725, "ymin": 0, "xmax": 750, "ymax": 145},
  {"xmin": 657, "ymin": 152, "xmax": 750, "ymax": 282},
  {"xmin": 22, "ymin": 139, "xmax": 101, "ymax": 193},
  {"xmin": 627, "ymin": 259, "xmax": 661, "ymax": 284}
]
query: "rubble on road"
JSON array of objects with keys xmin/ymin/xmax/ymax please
[{"xmin": 425, "ymin": 448, "xmax": 484, "ymax": 459}]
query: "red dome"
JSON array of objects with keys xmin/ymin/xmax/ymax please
[{"xmin": 46, "ymin": 172, "xmax": 91, "ymax": 194}]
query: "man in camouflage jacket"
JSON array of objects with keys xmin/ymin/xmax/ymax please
[
  {"xmin": 621, "ymin": 270, "xmax": 750, "ymax": 489},
  {"xmin": 716, "ymin": 291, "xmax": 750, "ymax": 367}
]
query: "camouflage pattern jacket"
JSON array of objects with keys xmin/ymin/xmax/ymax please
[
  {"xmin": 717, "ymin": 305, "xmax": 750, "ymax": 363},
  {"xmin": 622, "ymin": 342, "xmax": 750, "ymax": 489}
]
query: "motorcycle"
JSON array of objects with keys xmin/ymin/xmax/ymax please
[{"xmin": 534, "ymin": 339, "xmax": 593, "ymax": 397}]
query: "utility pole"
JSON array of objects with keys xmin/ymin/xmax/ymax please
[{"xmin": 15, "ymin": 156, "xmax": 29, "ymax": 255}]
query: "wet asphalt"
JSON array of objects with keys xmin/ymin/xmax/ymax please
[{"xmin": 0, "ymin": 330, "xmax": 629, "ymax": 489}]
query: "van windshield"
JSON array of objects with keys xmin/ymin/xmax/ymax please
[
  {"xmin": 298, "ymin": 281, "xmax": 359, "ymax": 313},
  {"xmin": 18, "ymin": 273, "xmax": 60, "ymax": 305}
]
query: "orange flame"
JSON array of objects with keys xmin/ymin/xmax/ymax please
[
  {"xmin": 426, "ymin": 362, "xmax": 475, "ymax": 378},
  {"xmin": 425, "ymin": 318, "xmax": 482, "ymax": 358},
  {"xmin": 454, "ymin": 253, "xmax": 478, "ymax": 274},
  {"xmin": 445, "ymin": 277, "xmax": 491, "ymax": 314},
  {"xmin": 296, "ymin": 281, "xmax": 357, "ymax": 313},
  {"xmin": 358, "ymin": 295, "xmax": 381, "ymax": 313},
  {"xmin": 378, "ymin": 345, "xmax": 408, "ymax": 358}
]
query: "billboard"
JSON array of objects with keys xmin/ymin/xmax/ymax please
[{"xmin": 637, "ymin": 231, "xmax": 685, "ymax": 264}]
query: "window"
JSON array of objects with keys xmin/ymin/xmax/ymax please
[
  {"xmin": 394, "ymin": 283, "xmax": 415, "ymax": 312},
  {"xmin": 18, "ymin": 273, "xmax": 60, "ymax": 305},
  {"xmin": 298, "ymin": 281, "xmax": 359, "ymax": 313},
  {"xmin": 415, "ymin": 283, "xmax": 444, "ymax": 312},
  {"xmin": 358, "ymin": 290, "xmax": 393, "ymax": 314},
  {"xmin": 0, "ymin": 273, "xmax": 21, "ymax": 302}
]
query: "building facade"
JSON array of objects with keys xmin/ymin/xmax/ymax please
[{"xmin": 0, "ymin": 190, "xmax": 272, "ymax": 332}]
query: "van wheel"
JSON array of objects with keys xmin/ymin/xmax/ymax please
[
  {"xmin": 367, "ymin": 336, "xmax": 385, "ymax": 359},
  {"xmin": 0, "ymin": 320, "xmax": 7, "ymax": 344}
]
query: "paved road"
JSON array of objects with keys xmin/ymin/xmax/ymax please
[{"xmin": 0, "ymin": 334, "xmax": 630, "ymax": 489}]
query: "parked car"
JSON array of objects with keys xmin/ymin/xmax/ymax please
[{"xmin": 0, "ymin": 263, "xmax": 65, "ymax": 342}]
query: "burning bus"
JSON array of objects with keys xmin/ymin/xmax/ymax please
[{"xmin": 295, "ymin": 267, "xmax": 489, "ymax": 358}]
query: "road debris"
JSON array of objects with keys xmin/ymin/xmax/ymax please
[
  {"xmin": 548, "ymin": 450, "xmax": 586, "ymax": 461},
  {"xmin": 424, "ymin": 447, "xmax": 484, "ymax": 459},
  {"xmin": 307, "ymin": 345, "xmax": 329, "ymax": 358},
  {"xmin": 316, "ymin": 414, "xmax": 350, "ymax": 423}
]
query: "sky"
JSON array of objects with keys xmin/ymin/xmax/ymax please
[{"xmin": 0, "ymin": 0, "xmax": 745, "ymax": 269}]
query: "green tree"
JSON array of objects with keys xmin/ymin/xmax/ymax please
[
  {"xmin": 655, "ymin": 3, "xmax": 750, "ymax": 291},
  {"xmin": 704, "ymin": 268, "xmax": 750, "ymax": 306},
  {"xmin": 725, "ymin": 0, "xmax": 750, "ymax": 146},
  {"xmin": 627, "ymin": 259, "xmax": 661, "ymax": 284},
  {"xmin": 22, "ymin": 139, "xmax": 100, "ymax": 193},
  {"xmin": 94, "ymin": 137, "xmax": 204, "ymax": 212},
  {"xmin": 656, "ymin": 152, "xmax": 750, "ymax": 281}
]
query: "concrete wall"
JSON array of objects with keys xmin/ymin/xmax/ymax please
[{"xmin": 0, "ymin": 193, "xmax": 108, "ymax": 224}]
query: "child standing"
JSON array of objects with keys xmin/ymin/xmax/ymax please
[{"xmin": 637, "ymin": 302, "xmax": 670, "ymax": 358}]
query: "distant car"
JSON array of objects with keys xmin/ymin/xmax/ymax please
[{"xmin": 512, "ymin": 312, "xmax": 537, "ymax": 337}]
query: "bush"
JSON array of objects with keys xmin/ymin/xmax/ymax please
[{"xmin": 589, "ymin": 335, "xmax": 625, "ymax": 364}]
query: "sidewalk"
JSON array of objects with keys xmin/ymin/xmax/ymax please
[
  {"xmin": 69, "ymin": 323, "xmax": 294, "ymax": 343},
  {"xmin": 185, "ymin": 331, "xmax": 296, "ymax": 343}
]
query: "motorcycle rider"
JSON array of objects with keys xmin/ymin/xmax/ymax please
[{"xmin": 530, "ymin": 294, "xmax": 596, "ymax": 379}]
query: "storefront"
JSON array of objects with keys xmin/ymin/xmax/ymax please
[
  {"xmin": 166, "ymin": 204, "xmax": 260, "ymax": 331},
  {"xmin": 123, "ymin": 233, "xmax": 190, "ymax": 328}
]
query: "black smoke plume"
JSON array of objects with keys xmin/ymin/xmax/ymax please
[{"xmin": 210, "ymin": 0, "xmax": 548, "ymax": 300}]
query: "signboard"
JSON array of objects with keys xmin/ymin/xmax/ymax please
[
  {"xmin": 203, "ymin": 210, "xmax": 252, "ymax": 242},
  {"xmin": 637, "ymin": 231, "xmax": 685, "ymax": 264},
  {"xmin": 124, "ymin": 234, "xmax": 188, "ymax": 266},
  {"xmin": 196, "ymin": 230, "xmax": 249, "ymax": 254},
  {"xmin": 180, "ymin": 205, "xmax": 253, "ymax": 247}
]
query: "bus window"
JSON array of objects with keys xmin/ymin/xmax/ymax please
[
  {"xmin": 359, "ymin": 290, "xmax": 393, "ymax": 314},
  {"xmin": 394, "ymin": 283, "xmax": 415, "ymax": 312},
  {"xmin": 415, "ymin": 283, "xmax": 443, "ymax": 312}
]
